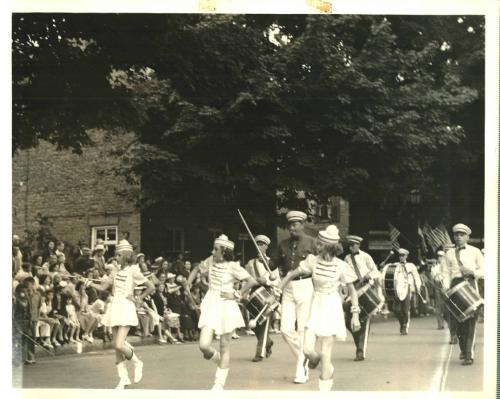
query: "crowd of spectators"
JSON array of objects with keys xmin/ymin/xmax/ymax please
[{"xmin": 11, "ymin": 233, "xmax": 226, "ymax": 366}]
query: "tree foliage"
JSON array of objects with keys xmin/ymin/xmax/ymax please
[{"xmin": 12, "ymin": 14, "xmax": 483, "ymax": 223}]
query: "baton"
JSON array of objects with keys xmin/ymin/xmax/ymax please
[{"xmin": 237, "ymin": 209, "xmax": 272, "ymax": 274}]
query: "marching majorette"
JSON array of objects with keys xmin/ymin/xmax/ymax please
[
  {"xmin": 343, "ymin": 235, "xmax": 381, "ymax": 361},
  {"xmin": 89, "ymin": 239, "xmax": 155, "ymax": 389},
  {"xmin": 244, "ymin": 234, "xmax": 280, "ymax": 362},
  {"xmin": 441, "ymin": 223, "xmax": 484, "ymax": 366},
  {"xmin": 389, "ymin": 248, "xmax": 421, "ymax": 335},
  {"xmin": 278, "ymin": 225, "xmax": 361, "ymax": 391},
  {"xmin": 186, "ymin": 234, "xmax": 258, "ymax": 390},
  {"xmin": 270, "ymin": 210, "xmax": 315, "ymax": 384}
]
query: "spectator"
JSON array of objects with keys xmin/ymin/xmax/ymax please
[
  {"xmin": 184, "ymin": 261, "xmax": 192, "ymax": 274},
  {"xmin": 89, "ymin": 291, "xmax": 109, "ymax": 342},
  {"xmin": 73, "ymin": 247, "xmax": 95, "ymax": 276},
  {"xmin": 13, "ymin": 282, "xmax": 36, "ymax": 365},
  {"xmin": 38, "ymin": 274, "xmax": 53, "ymax": 293},
  {"xmin": 74, "ymin": 281, "xmax": 98, "ymax": 343},
  {"xmin": 42, "ymin": 241, "xmax": 57, "ymax": 262},
  {"xmin": 55, "ymin": 253, "xmax": 71, "ymax": 276},
  {"xmin": 14, "ymin": 262, "xmax": 33, "ymax": 285},
  {"xmin": 42, "ymin": 254, "xmax": 58, "ymax": 274},
  {"xmin": 13, "ymin": 235, "xmax": 23, "ymax": 277},
  {"xmin": 92, "ymin": 244, "xmax": 106, "ymax": 275},
  {"xmin": 65, "ymin": 295, "xmax": 81, "ymax": 343},
  {"xmin": 135, "ymin": 286, "xmax": 153, "ymax": 337},
  {"xmin": 37, "ymin": 289, "xmax": 60, "ymax": 349},
  {"xmin": 55, "ymin": 241, "xmax": 67, "ymax": 258},
  {"xmin": 51, "ymin": 282, "xmax": 69, "ymax": 343},
  {"xmin": 70, "ymin": 239, "xmax": 87, "ymax": 266},
  {"xmin": 26, "ymin": 277, "xmax": 42, "ymax": 361},
  {"xmin": 43, "ymin": 289, "xmax": 63, "ymax": 347},
  {"xmin": 143, "ymin": 294, "xmax": 167, "ymax": 344},
  {"xmin": 151, "ymin": 283, "xmax": 178, "ymax": 344}
]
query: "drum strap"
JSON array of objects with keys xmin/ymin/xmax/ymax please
[{"xmin": 350, "ymin": 253, "xmax": 363, "ymax": 281}]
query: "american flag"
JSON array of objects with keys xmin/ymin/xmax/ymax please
[
  {"xmin": 388, "ymin": 222, "xmax": 401, "ymax": 250},
  {"xmin": 423, "ymin": 222, "xmax": 452, "ymax": 253}
]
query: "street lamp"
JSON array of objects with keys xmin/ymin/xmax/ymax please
[{"xmin": 410, "ymin": 189, "xmax": 421, "ymax": 205}]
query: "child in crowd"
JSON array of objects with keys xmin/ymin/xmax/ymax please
[{"xmin": 65, "ymin": 296, "xmax": 82, "ymax": 343}]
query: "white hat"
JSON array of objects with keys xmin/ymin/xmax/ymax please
[
  {"xmin": 94, "ymin": 244, "xmax": 105, "ymax": 251},
  {"xmin": 346, "ymin": 235, "xmax": 363, "ymax": 244},
  {"xmin": 452, "ymin": 223, "xmax": 471, "ymax": 235},
  {"xmin": 154, "ymin": 257, "xmax": 164, "ymax": 263},
  {"xmin": 166, "ymin": 273, "xmax": 176, "ymax": 280},
  {"xmin": 286, "ymin": 211, "xmax": 307, "ymax": 223},
  {"xmin": 136, "ymin": 253, "xmax": 145, "ymax": 259},
  {"xmin": 398, "ymin": 248, "xmax": 409, "ymax": 256},
  {"xmin": 214, "ymin": 234, "xmax": 235, "ymax": 250},
  {"xmin": 115, "ymin": 239, "xmax": 133, "ymax": 253},
  {"xmin": 255, "ymin": 235, "xmax": 271, "ymax": 246},
  {"xmin": 437, "ymin": 250, "xmax": 445, "ymax": 256},
  {"xmin": 318, "ymin": 225, "xmax": 340, "ymax": 244}
]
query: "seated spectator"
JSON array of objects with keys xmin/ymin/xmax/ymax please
[
  {"xmin": 37, "ymin": 289, "xmax": 61, "ymax": 349},
  {"xmin": 143, "ymin": 294, "xmax": 167, "ymax": 344},
  {"xmin": 14, "ymin": 262, "xmax": 33, "ymax": 285},
  {"xmin": 64, "ymin": 295, "xmax": 81, "ymax": 343},
  {"xmin": 75, "ymin": 281, "xmax": 98, "ymax": 343},
  {"xmin": 73, "ymin": 247, "xmax": 96, "ymax": 277},
  {"xmin": 51, "ymin": 282, "xmax": 69, "ymax": 343},
  {"xmin": 42, "ymin": 240, "xmax": 57, "ymax": 262},
  {"xmin": 55, "ymin": 253, "xmax": 71, "ymax": 276},
  {"xmin": 89, "ymin": 291, "xmax": 109, "ymax": 342},
  {"xmin": 55, "ymin": 241, "xmax": 67, "ymax": 259},
  {"xmin": 156, "ymin": 271, "xmax": 167, "ymax": 286},
  {"xmin": 44, "ymin": 289, "xmax": 63, "ymax": 346},
  {"xmin": 41, "ymin": 254, "xmax": 58, "ymax": 274},
  {"xmin": 135, "ymin": 286, "xmax": 153, "ymax": 337},
  {"xmin": 38, "ymin": 274, "xmax": 53, "ymax": 293},
  {"xmin": 32, "ymin": 254, "xmax": 44, "ymax": 273}
]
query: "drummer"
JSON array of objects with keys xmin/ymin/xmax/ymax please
[
  {"xmin": 441, "ymin": 223, "xmax": 484, "ymax": 366},
  {"xmin": 389, "ymin": 248, "xmax": 421, "ymax": 335},
  {"xmin": 343, "ymin": 235, "xmax": 381, "ymax": 361},
  {"xmin": 244, "ymin": 234, "xmax": 280, "ymax": 362}
]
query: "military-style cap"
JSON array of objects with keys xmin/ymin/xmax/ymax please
[
  {"xmin": 452, "ymin": 223, "xmax": 471, "ymax": 235},
  {"xmin": 346, "ymin": 235, "xmax": 363, "ymax": 244},
  {"xmin": 398, "ymin": 248, "xmax": 410, "ymax": 256},
  {"xmin": 286, "ymin": 211, "xmax": 307, "ymax": 223},
  {"xmin": 255, "ymin": 235, "xmax": 271, "ymax": 246}
]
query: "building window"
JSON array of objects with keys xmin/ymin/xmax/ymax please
[
  {"xmin": 165, "ymin": 228, "xmax": 185, "ymax": 254},
  {"xmin": 91, "ymin": 226, "xmax": 118, "ymax": 256}
]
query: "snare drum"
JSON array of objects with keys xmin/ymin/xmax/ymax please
[
  {"xmin": 245, "ymin": 286, "xmax": 279, "ymax": 325},
  {"xmin": 345, "ymin": 283, "xmax": 384, "ymax": 320},
  {"xmin": 444, "ymin": 280, "xmax": 483, "ymax": 323},
  {"xmin": 382, "ymin": 263, "xmax": 409, "ymax": 301}
]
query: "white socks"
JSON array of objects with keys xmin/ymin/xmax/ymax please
[{"xmin": 212, "ymin": 367, "xmax": 229, "ymax": 390}]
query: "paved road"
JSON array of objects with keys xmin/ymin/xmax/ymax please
[{"xmin": 15, "ymin": 315, "xmax": 483, "ymax": 392}]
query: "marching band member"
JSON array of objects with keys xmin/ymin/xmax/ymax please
[
  {"xmin": 186, "ymin": 234, "xmax": 258, "ymax": 390},
  {"xmin": 442, "ymin": 223, "xmax": 484, "ymax": 366},
  {"xmin": 429, "ymin": 256, "xmax": 446, "ymax": 330},
  {"xmin": 270, "ymin": 210, "xmax": 315, "ymax": 384},
  {"xmin": 89, "ymin": 239, "xmax": 155, "ymax": 389},
  {"xmin": 244, "ymin": 234, "xmax": 280, "ymax": 362},
  {"xmin": 278, "ymin": 225, "xmax": 360, "ymax": 391},
  {"xmin": 391, "ymin": 248, "xmax": 421, "ymax": 335},
  {"xmin": 343, "ymin": 235, "xmax": 381, "ymax": 361}
]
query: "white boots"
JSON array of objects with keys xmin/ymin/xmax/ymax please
[
  {"xmin": 318, "ymin": 377, "xmax": 334, "ymax": 391},
  {"xmin": 211, "ymin": 367, "xmax": 229, "ymax": 390},
  {"xmin": 115, "ymin": 361, "xmax": 131, "ymax": 389}
]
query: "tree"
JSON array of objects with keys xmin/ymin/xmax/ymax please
[{"xmin": 12, "ymin": 14, "xmax": 483, "ymax": 229}]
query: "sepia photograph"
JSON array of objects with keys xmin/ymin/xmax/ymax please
[{"xmin": 7, "ymin": 0, "xmax": 498, "ymax": 397}]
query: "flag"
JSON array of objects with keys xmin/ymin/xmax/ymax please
[
  {"xmin": 423, "ymin": 222, "xmax": 452, "ymax": 253},
  {"xmin": 388, "ymin": 222, "xmax": 401, "ymax": 251},
  {"xmin": 417, "ymin": 222, "xmax": 428, "ymax": 253}
]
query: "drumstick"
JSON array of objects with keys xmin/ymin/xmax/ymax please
[{"xmin": 248, "ymin": 304, "xmax": 269, "ymax": 329}]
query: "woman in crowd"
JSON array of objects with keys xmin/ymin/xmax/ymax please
[
  {"xmin": 186, "ymin": 234, "xmax": 258, "ymax": 390},
  {"xmin": 278, "ymin": 225, "xmax": 361, "ymax": 391},
  {"xmin": 43, "ymin": 241, "xmax": 57, "ymax": 262},
  {"xmin": 88, "ymin": 240, "xmax": 155, "ymax": 389}
]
